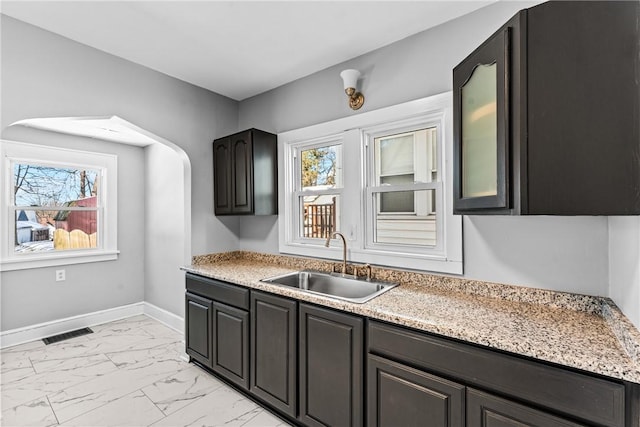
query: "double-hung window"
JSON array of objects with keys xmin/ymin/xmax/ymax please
[
  {"xmin": 290, "ymin": 135, "xmax": 343, "ymax": 243},
  {"xmin": 279, "ymin": 93, "xmax": 462, "ymax": 274},
  {"xmin": 365, "ymin": 122, "xmax": 443, "ymax": 253},
  {"xmin": 1, "ymin": 140, "xmax": 118, "ymax": 271}
]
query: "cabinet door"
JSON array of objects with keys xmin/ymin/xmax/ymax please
[
  {"xmin": 250, "ymin": 292, "xmax": 297, "ymax": 417},
  {"xmin": 231, "ymin": 131, "xmax": 253, "ymax": 214},
  {"xmin": 185, "ymin": 292, "xmax": 213, "ymax": 368},
  {"xmin": 212, "ymin": 302, "xmax": 249, "ymax": 390},
  {"xmin": 213, "ymin": 137, "xmax": 232, "ymax": 215},
  {"xmin": 467, "ymin": 389, "xmax": 585, "ymax": 427},
  {"xmin": 367, "ymin": 355, "xmax": 465, "ymax": 427},
  {"xmin": 299, "ymin": 304, "xmax": 363, "ymax": 427},
  {"xmin": 453, "ymin": 26, "xmax": 511, "ymax": 213}
]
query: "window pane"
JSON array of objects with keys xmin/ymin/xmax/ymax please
[
  {"xmin": 380, "ymin": 190, "xmax": 414, "ymax": 213},
  {"xmin": 377, "ymin": 134, "xmax": 414, "ymax": 176},
  {"xmin": 300, "ymin": 145, "xmax": 342, "ymax": 191},
  {"xmin": 380, "ymin": 175, "xmax": 414, "ymax": 213},
  {"xmin": 300, "ymin": 194, "xmax": 339, "ymax": 239},
  {"xmin": 13, "ymin": 164, "xmax": 99, "ymax": 207},
  {"xmin": 375, "ymin": 128, "xmax": 437, "ymax": 184},
  {"xmin": 373, "ymin": 190, "xmax": 436, "ymax": 247},
  {"xmin": 15, "ymin": 209, "xmax": 98, "ymax": 253}
]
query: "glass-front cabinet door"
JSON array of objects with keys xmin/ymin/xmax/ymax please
[{"xmin": 453, "ymin": 28, "xmax": 510, "ymax": 213}]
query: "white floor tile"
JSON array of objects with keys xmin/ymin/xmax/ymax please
[
  {"xmin": 105, "ymin": 340, "xmax": 183, "ymax": 369},
  {"xmin": 239, "ymin": 409, "xmax": 291, "ymax": 427},
  {"xmin": 1, "ymin": 356, "xmax": 118, "ymax": 411},
  {"xmin": 150, "ymin": 384, "xmax": 262, "ymax": 427},
  {"xmin": 0, "ymin": 395, "xmax": 58, "ymax": 427},
  {"xmin": 48, "ymin": 357, "xmax": 187, "ymax": 422},
  {"xmin": 141, "ymin": 364, "xmax": 224, "ymax": 415},
  {"xmin": 31, "ymin": 353, "xmax": 113, "ymax": 375},
  {"xmin": 1, "ymin": 365, "xmax": 37, "ymax": 387},
  {"xmin": 0, "ymin": 315, "xmax": 286, "ymax": 427},
  {"xmin": 60, "ymin": 390, "xmax": 164, "ymax": 427},
  {"xmin": 1, "ymin": 351, "xmax": 36, "ymax": 373}
]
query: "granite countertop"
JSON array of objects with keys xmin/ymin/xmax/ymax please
[{"xmin": 183, "ymin": 251, "xmax": 640, "ymax": 384}]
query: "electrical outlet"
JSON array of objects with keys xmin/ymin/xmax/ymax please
[
  {"xmin": 348, "ymin": 224, "xmax": 357, "ymax": 241},
  {"xmin": 55, "ymin": 269, "xmax": 66, "ymax": 282}
]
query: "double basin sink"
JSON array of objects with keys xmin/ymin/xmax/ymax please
[{"xmin": 260, "ymin": 270, "xmax": 398, "ymax": 304}]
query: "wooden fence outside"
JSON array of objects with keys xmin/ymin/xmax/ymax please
[
  {"xmin": 54, "ymin": 229, "xmax": 97, "ymax": 250},
  {"xmin": 303, "ymin": 202, "xmax": 335, "ymax": 238}
]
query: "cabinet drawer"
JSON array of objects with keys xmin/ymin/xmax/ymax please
[
  {"xmin": 368, "ymin": 321, "xmax": 625, "ymax": 427},
  {"xmin": 467, "ymin": 388, "xmax": 585, "ymax": 427},
  {"xmin": 186, "ymin": 273, "xmax": 249, "ymax": 310}
]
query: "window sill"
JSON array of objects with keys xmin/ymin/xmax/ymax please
[{"xmin": 0, "ymin": 250, "xmax": 120, "ymax": 271}]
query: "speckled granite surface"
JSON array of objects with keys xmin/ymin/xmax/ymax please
[{"xmin": 185, "ymin": 251, "xmax": 640, "ymax": 384}]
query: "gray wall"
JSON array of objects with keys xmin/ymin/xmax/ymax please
[
  {"xmin": 237, "ymin": 1, "xmax": 612, "ymax": 298},
  {"xmin": 609, "ymin": 217, "xmax": 640, "ymax": 329},
  {"xmin": 0, "ymin": 15, "xmax": 239, "ymax": 330},
  {"xmin": 0, "ymin": 130, "xmax": 146, "ymax": 331},
  {"xmin": 144, "ymin": 143, "xmax": 187, "ymax": 319}
]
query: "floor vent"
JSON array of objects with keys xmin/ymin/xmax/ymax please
[{"xmin": 42, "ymin": 327, "xmax": 94, "ymax": 345}]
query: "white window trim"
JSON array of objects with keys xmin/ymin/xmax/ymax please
[
  {"xmin": 1, "ymin": 140, "xmax": 119, "ymax": 271},
  {"xmin": 289, "ymin": 134, "xmax": 343, "ymax": 245},
  {"xmin": 363, "ymin": 116, "xmax": 444, "ymax": 255},
  {"xmin": 278, "ymin": 92, "xmax": 463, "ymax": 275}
]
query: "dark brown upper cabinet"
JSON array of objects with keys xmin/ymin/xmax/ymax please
[
  {"xmin": 453, "ymin": 1, "xmax": 640, "ymax": 215},
  {"xmin": 213, "ymin": 129, "xmax": 277, "ymax": 215}
]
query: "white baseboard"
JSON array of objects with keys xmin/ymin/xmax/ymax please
[
  {"xmin": 0, "ymin": 302, "xmax": 185, "ymax": 349},
  {"xmin": 142, "ymin": 302, "xmax": 184, "ymax": 334}
]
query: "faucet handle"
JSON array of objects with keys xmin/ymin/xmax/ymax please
[{"xmin": 357, "ymin": 264, "xmax": 372, "ymax": 280}]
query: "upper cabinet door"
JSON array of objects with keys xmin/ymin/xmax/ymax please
[
  {"xmin": 453, "ymin": 27, "xmax": 510, "ymax": 213},
  {"xmin": 213, "ymin": 129, "xmax": 277, "ymax": 216},
  {"xmin": 213, "ymin": 137, "xmax": 232, "ymax": 215},
  {"xmin": 452, "ymin": 2, "xmax": 640, "ymax": 216},
  {"xmin": 231, "ymin": 131, "xmax": 254, "ymax": 214}
]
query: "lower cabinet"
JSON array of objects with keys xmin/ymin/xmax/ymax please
[
  {"xmin": 368, "ymin": 321, "xmax": 630, "ymax": 427},
  {"xmin": 212, "ymin": 302, "xmax": 249, "ymax": 390},
  {"xmin": 367, "ymin": 354, "xmax": 465, "ymax": 427},
  {"xmin": 186, "ymin": 274, "xmax": 636, "ymax": 427},
  {"xmin": 250, "ymin": 291, "xmax": 298, "ymax": 418},
  {"xmin": 185, "ymin": 292, "xmax": 213, "ymax": 368},
  {"xmin": 299, "ymin": 304, "xmax": 363, "ymax": 427},
  {"xmin": 185, "ymin": 274, "xmax": 250, "ymax": 390},
  {"xmin": 466, "ymin": 389, "xmax": 584, "ymax": 427},
  {"xmin": 249, "ymin": 294, "xmax": 365, "ymax": 426}
]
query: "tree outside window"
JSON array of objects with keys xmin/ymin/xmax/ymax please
[{"xmin": 13, "ymin": 163, "xmax": 101, "ymax": 253}]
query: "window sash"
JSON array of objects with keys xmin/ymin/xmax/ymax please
[
  {"xmin": 365, "ymin": 121, "xmax": 444, "ymax": 255},
  {"xmin": 365, "ymin": 182, "xmax": 444, "ymax": 252},
  {"xmin": 293, "ymin": 136, "xmax": 343, "ymax": 192},
  {"xmin": 290, "ymin": 135, "xmax": 343, "ymax": 243}
]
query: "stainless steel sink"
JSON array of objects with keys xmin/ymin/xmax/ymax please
[{"xmin": 260, "ymin": 270, "xmax": 398, "ymax": 304}]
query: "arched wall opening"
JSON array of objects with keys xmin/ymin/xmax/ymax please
[{"xmin": 9, "ymin": 116, "xmax": 192, "ymax": 324}]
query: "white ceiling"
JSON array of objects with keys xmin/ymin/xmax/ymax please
[{"xmin": 0, "ymin": 1, "xmax": 494, "ymax": 101}]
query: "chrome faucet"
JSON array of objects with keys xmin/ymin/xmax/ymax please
[{"xmin": 325, "ymin": 231, "xmax": 347, "ymax": 275}]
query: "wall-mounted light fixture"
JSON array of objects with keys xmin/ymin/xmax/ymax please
[{"xmin": 340, "ymin": 69, "xmax": 365, "ymax": 110}]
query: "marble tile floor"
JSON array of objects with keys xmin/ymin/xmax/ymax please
[{"xmin": 0, "ymin": 315, "xmax": 290, "ymax": 427}]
